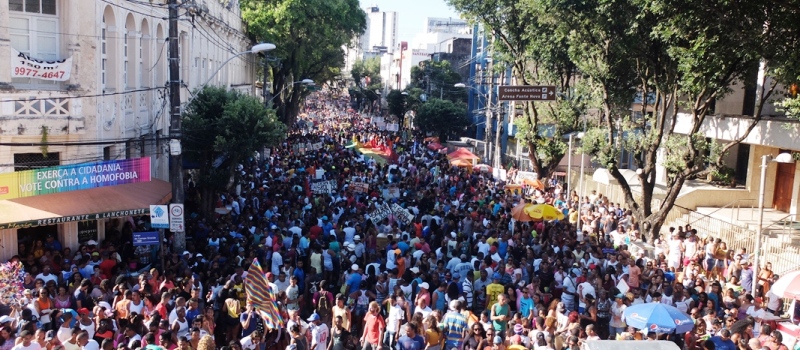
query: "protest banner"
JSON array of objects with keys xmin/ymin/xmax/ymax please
[
  {"xmin": 312, "ymin": 142, "xmax": 323, "ymax": 150},
  {"xmin": 369, "ymin": 203, "xmax": 392, "ymax": 223},
  {"xmin": 351, "ymin": 182, "xmax": 369, "ymax": 193},
  {"xmin": 390, "ymin": 203, "xmax": 415, "ymax": 224},
  {"xmin": 310, "ymin": 180, "xmax": 336, "ymax": 194}
]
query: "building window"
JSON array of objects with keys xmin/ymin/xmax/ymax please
[
  {"xmin": 14, "ymin": 152, "xmax": 60, "ymax": 171},
  {"xmin": 9, "ymin": 0, "xmax": 60, "ymax": 89},
  {"xmin": 101, "ymin": 17, "xmax": 107, "ymax": 89},
  {"xmin": 138, "ymin": 36, "xmax": 143, "ymax": 88},
  {"xmin": 123, "ymin": 32, "xmax": 129, "ymax": 89}
]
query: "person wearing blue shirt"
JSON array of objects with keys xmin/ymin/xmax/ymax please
[
  {"xmin": 396, "ymin": 240, "xmax": 410, "ymax": 255},
  {"xmin": 293, "ymin": 260, "xmax": 306, "ymax": 293},
  {"xmin": 519, "ymin": 289, "xmax": 535, "ymax": 318},
  {"xmin": 711, "ymin": 330, "xmax": 736, "ymax": 350},
  {"xmin": 345, "ymin": 264, "xmax": 362, "ymax": 295},
  {"xmin": 45, "ymin": 235, "xmax": 62, "ymax": 252},
  {"xmin": 397, "ymin": 322, "xmax": 425, "ymax": 350}
]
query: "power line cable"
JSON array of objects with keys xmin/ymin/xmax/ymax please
[
  {"xmin": 1, "ymin": 87, "xmax": 166, "ymax": 104},
  {"xmin": 98, "ymin": 0, "xmax": 175, "ymax": 20},
  {"xmin": 0, "ymin": 25, "xmax": 172, "ymax": 41}
]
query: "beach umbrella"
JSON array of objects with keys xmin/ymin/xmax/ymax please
[
  {"xmin": 524, "ymin": 204, "xmax": 565, "ymax": 221},
  {"xmin": 770, "ymin": 269, "xmax": 800, "ymax": 299},
  {"xmin": 623, "ymin": 302, "xmax": 694, "ymax": 334},
  {"xmin": 511, "ymin": 203, "xmax": 534, "ymax": 222}
]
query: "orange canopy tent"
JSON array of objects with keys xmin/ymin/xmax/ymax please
[{"xmin": 447, "ymin": 147, "xmax": 480, "ymax": 161}]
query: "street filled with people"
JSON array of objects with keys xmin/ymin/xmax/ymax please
[{"xmin": 3, "ymin": 90, "xmax": 800, "ymax": 350}]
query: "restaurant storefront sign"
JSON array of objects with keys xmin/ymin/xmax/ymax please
[{"xmin": 0, "ymin": 208, "xmax": 149, "ymax": 230}]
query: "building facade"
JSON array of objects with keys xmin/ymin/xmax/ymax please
[{"xmin": 0, "ymin": 0, "xmax": 257, "ymax": 259}]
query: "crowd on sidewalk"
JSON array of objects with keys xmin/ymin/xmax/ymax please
[{"xmin": 2, "ymin": 90, "xmax": 799, "ymax": 350}]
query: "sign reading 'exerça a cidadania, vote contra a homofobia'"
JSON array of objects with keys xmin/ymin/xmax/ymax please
[{"xmin": 0, "ymin": 157, "xmax": 152, "ymax": 200}]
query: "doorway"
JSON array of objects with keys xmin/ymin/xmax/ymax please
[
  {"xmin": 17, "ymin": 225, "xmax": 59, "ymax": 257},
  {"xmin": 773, "ymin": 161, "xmax": 796, "ymax": 212}
]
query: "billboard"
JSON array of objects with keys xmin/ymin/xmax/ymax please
[{"xmin": 0, "ymin": 157, "xmax": 151, "ymax": 200}]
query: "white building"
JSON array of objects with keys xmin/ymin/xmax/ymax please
[
  {"xmin": 395, "ymin": 17, "xmax": 472, "ymax": 90},
  {"xmin": 0, "ymin": 0, "xmax": 257, "ymax": 259},
  {"xmin": 344, "ymin": 5, "xmax": 398, "ymax": 74}
]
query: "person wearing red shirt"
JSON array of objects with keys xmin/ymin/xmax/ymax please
[
  {"xmin": 99, "ymin": 252, "xmax": 117, "ymax": 278},
  {"xmin": 361, "ymin": 301, "xmax": 385, "ymax": 350}
]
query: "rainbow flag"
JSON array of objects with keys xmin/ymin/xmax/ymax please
[{"xmin": 245, "ymin": 259, "xmax": 284, "ymax": 329}]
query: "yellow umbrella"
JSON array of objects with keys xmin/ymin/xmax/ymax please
[{"xmin": 524, "ymin": 204, "xmax": 565, "ymax": 221}]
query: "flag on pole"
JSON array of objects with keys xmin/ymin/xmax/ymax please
[{"xmin": 245, "ymin": 259, "xmax": 284, "ymax": 329}]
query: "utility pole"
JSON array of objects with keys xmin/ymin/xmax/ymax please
[
  {"xmin": 494, "ymin": 69, "xmax": 505, "ymax": 169},
  {"xmin": 168, "ymin": 0, "xmax": 185, "ymax": 251},
  {"xmin": 262, "ymin": 56, "xmax": 271, "ymax": 107},
  {"xmin": 484, "ymin": 46, "xmax": 494, "ymax": 164}
]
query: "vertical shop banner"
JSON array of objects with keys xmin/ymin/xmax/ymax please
[{"xmin": 0, "ymin": 157, "xmax": 151, "ymax": 200}]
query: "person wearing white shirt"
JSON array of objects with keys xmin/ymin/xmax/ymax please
[
  {"xmin": 577, "ymin": 281, "xmax": 596, "ymax": 313},
  {"xmin": 308, "ymin": 313, "xmax": 329, "ymax": 350},
  {"xmin": 766, "ymin": 289, "xmax": 781, "ymax": 315},
  {"xmin": 239, "ymin": 330, "xmax": 262, "ymax": 350},
  {"xmin": 746, "ymin": 299, "xmax": 766, "ymax": 336}
]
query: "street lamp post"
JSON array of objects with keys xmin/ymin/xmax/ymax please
[
  {"xmin": 753, "ymin": 152, "xmax": 794, "ymax": 296},
  {"xmin": 171, "ymin": 42, "xmax": 275, "ymax": 251},
  {"xmin": 267, "ymin": 79, "xmax": 315, "ymax": 106}
]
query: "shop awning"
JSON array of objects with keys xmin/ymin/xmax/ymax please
[{"xmin": 0, "ymin": 180, "xmax": 172, "ymax": 229}]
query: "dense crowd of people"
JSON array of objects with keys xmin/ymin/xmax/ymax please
[{"xmin": 3, "ymin": 90, "xmax": 799, "ymax": 350}]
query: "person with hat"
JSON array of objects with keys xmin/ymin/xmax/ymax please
[
  {"xmin": 441, "ymin": 300, "xmax": 468, "ymax": 350},
  {"xmin": 307, "ymin": 312, "xmax": 328, "ymax": 350},
  {"xmin": 609, "ymin": 293, "xmax": 627, "ymax": 339}
]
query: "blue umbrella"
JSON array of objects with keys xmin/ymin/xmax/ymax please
[{"xmin": 623, "ymin": 302, "xmax": 694, "ymax": 333}]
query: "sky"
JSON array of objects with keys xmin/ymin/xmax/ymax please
[{"xmin": 359, "ymin": 0, "xmax": 462, "ymax": 43}]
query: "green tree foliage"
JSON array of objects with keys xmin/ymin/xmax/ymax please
[
  {"xmin": 408, "ymin": 60, "xmax": 466, "ymax": 103},
  {"xmin": 182, "ymin": 87, "xmax": 286, "ymax": 215},
  {"xmin": 414, "ymin": 99, "xmax": 470, "ymax": 141},
  {"xmin": 447, "ymin": 0, "xmax": 587, "ymax": 178},
  {"xmin": 545, "ymin": 0, "xmax": 800, "ymax": 241},
  {"xmin": 351, "ymin": 57, "xmax": 383, "ymax": 113},
  {"xmin": 386, "ymin": 90, "xmax": 408, "ymax": 125},
  {"xmin": 240, "ymin": 0, "xmax": 366, "ymax": 124}
]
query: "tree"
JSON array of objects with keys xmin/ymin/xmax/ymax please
[
  {"xmin": 240, "ymin": 0, "xmax": 366, "ymax": 124},
  {"xmin": 408, "ymin": 60, "xmax": 466, "ymax": 103},
  {"xmin": 386, "ymin": 89, "xmax": 408, "ymax": 124},
  {"xmin": 351, "ymin": 57, "xmax": 383, "ymax": 113},
  {"xmin": 547, "ymin": 0, "xmax": 800, "ymax": 241},
  {"xmin": 447, "ymin": 0, "xmax": 587, "ymax": 178},
  {"xmin": 414, "ymin": 99, "xmax": 470, "ymax": 141},
  {"xmin": 182, "ymin": 87, "xmax": 287, "ymax": 215}
]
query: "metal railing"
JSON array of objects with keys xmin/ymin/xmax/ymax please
[
  {"xmin": 687, "ymin": 198, "xmax": 755, "ymax": 226},
  {"xmin": 677, "ymin": 208, "xmax": 800, "ymax": 278}
]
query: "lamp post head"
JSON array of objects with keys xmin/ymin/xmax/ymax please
[
  {"xmin": 454, "ymin": 83, "xmax": 466, "ymax": 88},
  {"xmin": 401, "ymin": 92, "xmax": 409, "ymax": 96},
  {"xmin": 773, "ymin": 152, "xmax": 794, "ymax": 164},
  {"xmin": 251, "ymin": 43, "xmax": 276, "ymax": 53},
  {"xmin": 300, "ymin": 79, "xmax": 314, "ymax": 85}
]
